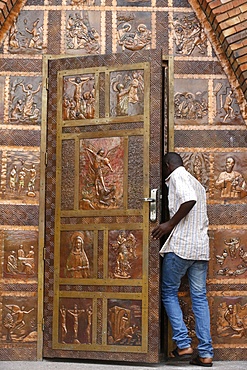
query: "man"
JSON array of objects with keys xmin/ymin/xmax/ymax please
[{"xmin": 152, "ymin": 152, "xmax": 213, "ymax": 367}]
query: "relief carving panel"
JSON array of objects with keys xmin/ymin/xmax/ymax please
[
  {"xmin": 110, "ymin": 69, "xmax": 144, "ymax": 117},
  {"xmin": 58, "ymin": 298, "xmax": 93, "ymax": 344},
  {"xmin": 209, "ymin": 230, "xmax": 247, "ymax": 279},
  {"xmin": 7, "ymin": 11, "xmax": 45, "ymax": 54},
  {"xmin": 181, "ymin": 152, "xmax": 210, "ymax": 192},
  {"xmin": 116, "ymin": 12, "xmax": 152, "ymax": 52},
  {"xmin": 172, "ymin": 13, "xmax": 207, "ymax": 57},
  {"xmin": 79, "ymin": 137, "xmax": 124, "ymax": 210},
  {"xmin": 5, "ymin": 151, "xmax": 40, "ymax": 201},
  {"xmin": 64, "ymin": 11, "xmax": 101, "ymax": 54},
  {"xmin": 60, "ymin": 231, "xmax": 93, "ymax": 279},
  {"xmin": 9, "ymin": 77, "xmax": 42, "ymax": 125},
  {"xmin": 210, "ymin": 296, "xmax": 247, "ymax": 343},
  {"xmin": 107, "ymin": 299, "xmax": 142, "ymax": 345},
  {"xmin": 108, "ymin": 230, "xmax": 142, "ymax": 279},
  {"xmin": 1, "ymin": 296, "xmax": 37, "ymax": 343},
  {"xmin": 213, "ymin": 82, "xmax": 244, "ymax": 125},
  {"xmin": 3, "ymin": 230, "xmax": 38, "ymax": 278},
  {"xmin": 213, "ymin": 153, "xmax": 247, "ymax": 201},
  {"xmin": 174, "ymin": 79, "xmax": 208, "ymax": 124},
  {"xmin": 63, "ymin": 74, "xmax": 95, "ymax": 120}
]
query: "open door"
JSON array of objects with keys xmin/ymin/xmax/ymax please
[{"xmin": 41, "ymin": 49, "xmax": 163, "ymax": 363}]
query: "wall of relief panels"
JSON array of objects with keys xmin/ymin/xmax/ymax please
[
  {"xmin": 0, "ymin": 0, "xmax": 246, "ymax": 362},
  {"xmin": 172, "ymin": 8, "xmax": 247, "ymax": 362}
]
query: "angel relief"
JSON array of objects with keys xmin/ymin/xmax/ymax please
[{"xmin": 79, "ymin": 138, "xmax": 124, "ymax": 210}]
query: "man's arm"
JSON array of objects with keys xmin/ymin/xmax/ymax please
[{"xmin": 151, "ymin": 200, "xmax": 196, "ymax": 240}]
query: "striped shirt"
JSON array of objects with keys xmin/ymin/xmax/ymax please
[{"xmin": 159, "ymin": 166, "xmax": 209, "ymax": 260}]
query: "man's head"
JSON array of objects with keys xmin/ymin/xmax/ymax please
[
  {"xmin": 225, "ymin": 157, "xmax": 235, "ymax": 173},
  {"xmin": 163, "ymin": 152, "xmax": 183, "ymax": 178}
]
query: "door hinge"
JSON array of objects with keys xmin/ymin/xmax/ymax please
[
  {"xmin": 45, "ymin": 152, "xmax": 48, "ymax": 166},
  {"xmin": 42, "ymin": 317, "xmax": 45, "ymax": 331},
  {"xmin": 46, "ymin": 77, "xmax": 49, "ymax": 90},
  {"xmin": 43, "ymin": 247, "xmax": 46, "ymax": 260}
]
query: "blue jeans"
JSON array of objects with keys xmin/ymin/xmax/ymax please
[{"xmin": 162, "ymin": 252, "xmax": 214, "ymax": 358}]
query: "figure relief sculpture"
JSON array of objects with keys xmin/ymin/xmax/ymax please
[
  {"xmin": 9, "ymin": 162, "xmax": 38, "ymax": 198},
  {"xmin": 6, "ymin": 244, "xmax": 35, "ymax": 276},
  {"xmin": 66, "ymin": 12, "xmax": 100, "ymax": 53},
  {"xmin": 60, "ymin": 303, "xmax": 92, "ymax": 344},
  {"xmin": 222, "ymin": 90, "xmax": 234, "ymax": 123},
  {"xmin": 80, "ymin": 141, "xmax": 123, "ymax": 210},
  {"xmin": 108, "ymin": 306, "xmax": 141, "ymax": 345},
  {"xmin": 4, "ymin": 304, "xmax": 35, "ymax": 342},
  {"xmin": 111, "ymin": 231, "xmax": 137, "ymax": 279},
  {"xmin": 216, "ymin": 301, "xmax": 247, "ymax": 339},
  {"xmin": 9, "ymin": 79, "xmax": 41, "ymax": 123},
  {"xmin": 183, "ymin": 153, "xmax": 209, "ymax": 191},
  {"xmin": 117, "ymin": 22, "xmax": 151, "ymax": 51},
  {"xmin": 67, "ymin": 304, "xmax": 85, "ymax": 344},
  {"xmin": 66, "ymin": 232, "xmax": 90, "ymax": 278},
  {"xmin": 174, "ymin": 90, "xmax": 208, "ymax": 120},
  {"xmin": 63, "ymin": 75, "xmax": 95, "ymax": 120},
  {"xmin": 111, "ymin": 71, "xmax": 144, "ymax": 117},
  {"xmin": 216, "ymin": 237, "xmax": 247, "ymax": 277},
  {"xmin": 215, "ymin": 157, "xmax": 247, "ymax": 198},
  {"xmin": 60, "ymin": 305, "xmax": 67, "ymax": 343},
  {"xmin": 173, "ymin": 15, "xmax": 207, "ymax": 56},
  {"xmin": 8, "ymin": 17, "xmax": 44, "ymax": 53}
]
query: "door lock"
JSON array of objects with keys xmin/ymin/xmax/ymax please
[{"xmin": 143, "ymin": 188, "xmax": 158, "ymax": 222}]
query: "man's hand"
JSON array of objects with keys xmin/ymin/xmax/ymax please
[
  {"xmin": 151, "ymin": 221, "xmax": 173, "ymax": 240},
  {"xmin": 151, "ymin": 200, "xmax": 196, "ymax": 240}
]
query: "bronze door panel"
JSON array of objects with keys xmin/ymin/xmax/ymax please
[{"xmin": 43, "ymin": 50, "xmax": 163, "ymax": 363}]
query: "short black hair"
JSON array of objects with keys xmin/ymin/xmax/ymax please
[{"xmin": 163, "ymin": 152, "xmax": 183, "ymax": 166}]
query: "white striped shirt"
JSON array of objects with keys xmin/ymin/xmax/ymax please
[{"xmin": 159, "ymin": 166, "xmax": 209, "ymax": 260}]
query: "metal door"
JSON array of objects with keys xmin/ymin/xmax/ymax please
[{"xmin": 41, "ymin": 50, "xmax": 163, "ymax": 363}]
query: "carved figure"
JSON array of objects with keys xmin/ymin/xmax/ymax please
[
  {"xmin": 60, "ymin": 305, "xmax": 67, "ymax": 343},
  {"xmin": 18, "ymin": 167, "xmax": 26, "ymax": 194},
  {"xmin": 9, "ymin": 166, "xmax": 17, "ymax": 192},
  {"xmin": 86, "ymin": 147, "xmax": 114, "ymax": 196},
  {"xmin": 7, "ymin": 251, "xmax": 17, "ymax": 274},
  {"xmin": 111, "ymin": 232, "xmax": 137, "ymax": 279},
  {"xmin": 23, "ymin": 245, "xmax": 35, "ymax": 274},
  {"xmin": 9, "ymin": 20, "xmax": 20, "ymax": 49},
  {"xmin": 25, "ymin": 18, "xmax": 43, "ymax": 50},
  {"xmin": 5, "ymin": 305, "xmax": 34, "ymax": 330},
  {"xmin": 24, "ymin": 164, "xmax": 37, "ymax": 196},
  {"xmin": 222, "ymin": 90, "xmax": 234, "ymax": 122},
  {"xmin": 215, "ymin": 157, "xmax": 247, "ymax": 198},
  {"xmin": 224, "ymin": 237, "xmax": 240, "ymax": 259},
  {"xmin": 19, "ymin": 82, "xmax": 41, "ymax": 119},
  {"xmin": 66, "ymin": 232, "xmax": 90, "ymax": 278},
  {"xmin": 10, "ymin": 99, "xmax": 23, "ymax": 120},
  {"xmin": 86, "ymin": 306, "xmax": 92, "ymax": 343},
  {"xmin": 67, "ymin": 304, "xmax": 84, "ymax": 344}
]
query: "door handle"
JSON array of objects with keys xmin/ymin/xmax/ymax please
[{"xmin": 142, "ymin": 188, "xmax": 158, "ymax": 222}]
